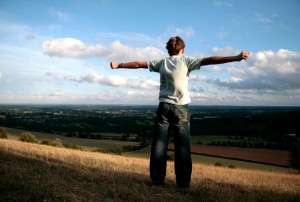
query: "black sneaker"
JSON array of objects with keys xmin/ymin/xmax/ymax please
[
  {"xmin": 148, "ymin": 181, "xmax": 165, "ymax": 187},
  {"xmin": 176, "ymin": 187, "xmax": 189, "ymax": 194}
]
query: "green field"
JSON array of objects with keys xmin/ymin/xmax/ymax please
[
  {"xmin": 5, "ymin": 127, "xmax": 140, "ymax": 151},
  {"xmin": 190, "ymin": 135, "xmax": 232, "ymax": 143},
  {"xmin": 190, "ymin": 135, "xmax": 263, "ymax": 144}
]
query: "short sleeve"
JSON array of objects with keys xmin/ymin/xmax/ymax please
[
  {"xmin": 147, "ymin": 59, "xmax": 163, "ymax": 72},
  {"xmin": 184, "ymin": 56, "xmax": 202, "ymax": 72}
]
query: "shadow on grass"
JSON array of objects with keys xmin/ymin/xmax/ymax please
[
  {"xmin": 190, "ymin": 178, "xmax": 300, "ymax": 202},
  {"xmin": 0, "ymin": 149, "xmax": 299, "ymax": 202}
]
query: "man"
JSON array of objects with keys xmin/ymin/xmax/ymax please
[{"xmin": 110, "ymin": 36, "xmax": 249, "ymax": 190}]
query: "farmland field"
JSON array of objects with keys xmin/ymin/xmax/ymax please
[
  {"xmin": 169, "ymin": 144, "xmax": 292, "ymax": 167},
  {"xmin": 125, "ymin": 146, "xmax": 297, "ymax": 173}
]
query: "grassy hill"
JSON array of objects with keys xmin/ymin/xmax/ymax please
[{"xmin": 1, "ymin": 139, "xmax": 299, "ymax": 202}]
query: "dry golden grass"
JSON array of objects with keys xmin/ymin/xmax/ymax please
[{"xmin": 1, "ymin": 139, "xmax": 299, "ymax": 202}]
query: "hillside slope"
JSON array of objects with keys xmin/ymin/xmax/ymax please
[{"xmin": 1, "ymin": 139, "xmax": 299, "ymax": 202}]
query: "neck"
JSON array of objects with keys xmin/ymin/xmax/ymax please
[
  {"xmin": 170, "ymin": 49, "xmax": 184, "ymax": 57},
  {"xmin": 178, "ymin": 48, "xmax": 184, "ymax": 56}
]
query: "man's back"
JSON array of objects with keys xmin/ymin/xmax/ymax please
[{"xmin": 147, "ymin": 55, "xmax": 202, "ymax": 105}]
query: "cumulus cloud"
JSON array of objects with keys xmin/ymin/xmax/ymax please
[
  {"xmin": 81, "ymin": 73, "xmax": 128, "ymax": 86},
  {"xmin": 80, "ymin": 73, "xmax": 103, "ymax": 83},
  {"xmin": 103, "ymin": 75, "xmax": 127, "ymax": 86},
  {"xmin": 130, "ymin": 79, "xmax": 159, "ymax": 90},
  {"xmin": 42, "ymin": 45, "xmax": 300, "ymax": 105},
  {"xmin": 227, "ymin": 67, "xmax": 247, "ymax": 77},
  {"xmin": 205, "ymin": 49, "xmax": 300, "ymax": 96},
  {"xmin": 58, "ymin": 72, "xmax": 159, "ymax": 91},
  {"xmin": 252, "ymin": 49, "xmax": 299, "ymax": 74},
  {"xmin": 42, "ymin": 38, "xmax": 165, "ymax": 61}
]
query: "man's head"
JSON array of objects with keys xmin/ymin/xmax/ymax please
[{"xmin": 166, "ymin": 36, "xmax": 185, "ymax": 56}]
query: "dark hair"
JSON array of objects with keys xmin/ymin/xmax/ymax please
[{"xmin": 166, "ymin": 36, "xmax": 185, "ymax": 56}]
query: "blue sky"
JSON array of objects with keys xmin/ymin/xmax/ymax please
[{"xmin": 0, "ymin": 0, "xmax": 300, "ymax": 106}]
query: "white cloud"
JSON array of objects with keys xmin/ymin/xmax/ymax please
[
  {"xmin": 24, "ymin": 35, "xmax": 37, "ymax": 41},
  {"xmin": 50, "ymin": 91, "xmax": 71, "ymax": 97},
  {"xmin": 204, "ymin": 49, "xmax": 300, "ymax": 97},
  {"xmin": 190, "ymin": 92, "xmax": 208, "ymax": 99},
  {"xmin": 227, "ymin": 77, "xmax": 243, "ymax": 83},
  {"xmin": 166, "ymin": 26, "xmax": 195, "ymax": 39},
  {"xmin": 251, "ymin": 49, "xmax": 300, "ymax": 74},
  {"xmin": 55, "ymin": 11, "xmax": 71, "ymax": 21},
  {"xmin": 255, "ymin": 12, "xmax": 272, "ymax": 23},
  {"xmin": 213, "ymin": 0, "xmax": 233, "ymax": 7},
  {"xmin": 80, "ymin": 73, "xmax": 104, "ymax": 83},
  {"xmin": 247, "ymin": 66, "xmax": 264, "ymax": 76},
  {"xmin": 49, "ymin": 7, "xmax": 72, "ymax": 21},
  {"xmin": 80, "ymin": 73, "xmax": 127, "ymax": 86},
  {"xmin": 42, "ymin": 38, "xmax": 165, "ymax": 61},
  {"xmin": 104, "ymin": 75, "xmax": 128, "ymax": 86},
  {"xmin": 50, "ymin": 72, "xmax": 159, "ymax": 91},
  {"xmin": 73, "ymin": 72, "xmax": 159, "ymax": 90},
  {"xmin": 129, "ymin": 79, "xmax": 159, "ymax": 90},
  {"xmin": 212, "ymin": 46, "xmax": 238, "ymax": 56},
  {"xmin": 219, "ymin": 32, "xmax": 231, "ymax": 40},
  {"xmin": 0, "ymin": 21, "xmax": 31, "ymax": 38},
  {"xmin": 227, "ymin": 67, "xmax": 246, "ymax": 77},
  {"xmin": 64, "ymin": 75, "xmax": 78, "ymax": 82},
  {"xmin": 0, "ymin": 72, "xmax": 2, "ymax": 79},
  {"xmin": 46, "ymin": 72, "xmax": 61, "ymax": 80}
]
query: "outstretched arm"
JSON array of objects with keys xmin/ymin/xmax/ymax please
[
  {"xmin": 201, "ymin": 51, "xmax": 250, "ymax": 66},
  {"xmin": 110, "ymin": 61, "xmax": 148, "ymax": 69}
]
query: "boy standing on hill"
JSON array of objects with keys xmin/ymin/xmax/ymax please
[{"xmin": 110, "ymin": 36, "xmax": 249, "ymax": 190}]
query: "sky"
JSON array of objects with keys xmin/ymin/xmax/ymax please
[{"xmin": 0, "ymin": 0, "xmax": 300, "ymax": 106}]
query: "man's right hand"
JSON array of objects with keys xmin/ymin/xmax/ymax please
[{"xmin": 110, "ymin": 62, "xmax": 119, "ymax": 69}]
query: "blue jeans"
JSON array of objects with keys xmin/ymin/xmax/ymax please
[{"xmin": 150, "ymin": 102, "xmax": 192, "ymax": 188}]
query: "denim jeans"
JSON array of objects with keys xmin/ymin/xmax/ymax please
[{"xmin": 150, "ymin": 102, "xmax": 192, "ymax": 188}]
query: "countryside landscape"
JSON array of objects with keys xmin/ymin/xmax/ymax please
[{"xmin": 1, "ymin": 104, "xmax": 300, "ymax": 201}]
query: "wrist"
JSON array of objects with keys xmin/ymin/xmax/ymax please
[{"xmin": 118, "ymin": 63, "xmax": 124, "ymax": 68}]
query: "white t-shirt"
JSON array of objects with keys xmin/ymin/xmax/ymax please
[{"xmin": 147, "ymin": 55, "xmax": 202, "ymax": 105}]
